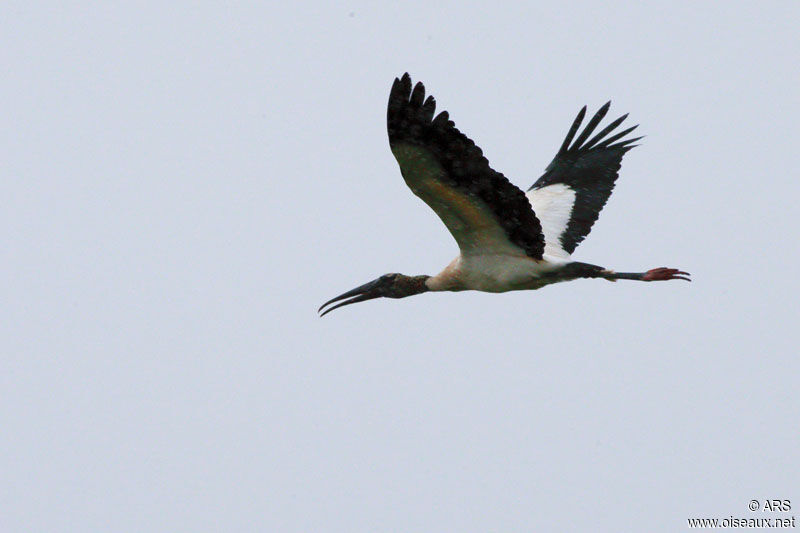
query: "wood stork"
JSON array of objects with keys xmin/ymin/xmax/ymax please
[{"xmin": 319, "ymin": 73, "xmax": 689, "ymax": 316}]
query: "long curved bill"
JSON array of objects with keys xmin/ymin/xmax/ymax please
[{"xmin": 318, "ymin": 278, "xmax": 383, "ymax": 317}]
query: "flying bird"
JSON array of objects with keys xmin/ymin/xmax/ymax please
[{"xmin": 319, "ymin": 73, "xmax": 689, "ymax": 316}]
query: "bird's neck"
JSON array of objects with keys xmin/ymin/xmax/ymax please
[{"xmin": 396, "ymin": 274, "xmax": 431, "ymax": 297}]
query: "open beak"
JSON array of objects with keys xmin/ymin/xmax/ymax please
[{"xmin": 318, "ymin": 278, "xmax": 384, "ymax": 317}]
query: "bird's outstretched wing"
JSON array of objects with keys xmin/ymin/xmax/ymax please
[
  {"xmin": 388, "ymin": 73, "xmax": 544, "ymax": 259},
  {"xmin": 526, "ymin": 103, "xmax": 642, "ymax": 258}
]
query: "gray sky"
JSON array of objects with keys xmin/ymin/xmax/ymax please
[{"xmin": 2, "ymin": 2, "xmax": 798, "ymax": 531}]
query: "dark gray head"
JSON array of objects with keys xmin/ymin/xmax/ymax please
[{"xmin": 318, "ymin": 273, "xmax": 430, "ymax": 317}]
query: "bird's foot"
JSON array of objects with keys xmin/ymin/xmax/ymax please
[{"xmin": 642, "ymin": 267, "xmax": 691, "ymax": 282}]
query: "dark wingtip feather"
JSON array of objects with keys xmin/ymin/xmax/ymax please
[
  {"xmin": 399, "ymin": 73, "xmax": 412, "ymax": 97},
  {"xmin": 583, "ymin": 113, "xmax": 628, "ymax": 150},
  {"xmin": 572, "ymin": 102, "xmax": 611, "ymax": 150},
  {"xmin": 388, "ymin": 77, "xmax": 408, "ymax": 117},
  {"xmin": 595, "ymin": 124, "xmax": 639, "ymax": 149},
  {"xmin": 391, "ymin": 77, "xmax": 402, "ymax": 93},
  {"xmin": 410, "ymin": 82, "xmax": 426, "ymax": 107},
  {"xmin": 609, "ymin": 135, "xmax": 644, "ymax": 149},
  {"xmin": 421, "ymin": 95, "xmax": 436, "ymax": 122},
  {"xmin": 558, "ymin": 105, "xmax": 587, "ymax": 154},
  {"xmin": 432, "ymin": 110, "xmax": 450, "ymax": 127}
]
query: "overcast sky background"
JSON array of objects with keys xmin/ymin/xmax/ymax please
[{"xmin": 1, "ymin": 2, "xmax": 798, "ymax": 531}]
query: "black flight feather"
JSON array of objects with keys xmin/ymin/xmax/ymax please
[{"xmin": 571, "ymin": 101, "xmax": 610, "ymax": 150}]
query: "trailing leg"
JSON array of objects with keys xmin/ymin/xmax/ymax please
[{"xmin": 598, "ymin": 267, "xmax": 690, "ymax": 282}]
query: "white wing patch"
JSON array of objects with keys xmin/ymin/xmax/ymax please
[{"xmin": 526, "ymin": 184, "xmax": 576, "ymax": 260}]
